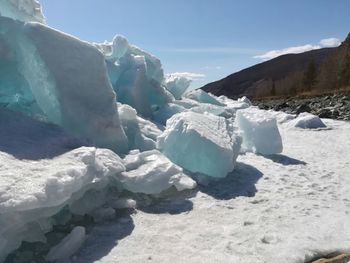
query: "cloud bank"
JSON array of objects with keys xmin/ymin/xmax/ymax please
[{"xmin": 254, "ymin": 37, "xmax": 341, "ymax": 61}]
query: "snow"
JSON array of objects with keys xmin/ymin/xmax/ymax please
[
  {"xmin": 46, "ymin": 226, "xmax": 86, "ymax": 262},
  {"xmin": 236, "ymin": 107, "xmax": 283, "ymax": 155},
  {"xmin": 0, "ymin": 0, "xmax": 45, "ymax": 23},
  {"xmin": 289, "ymin": 112, "xmax": 327, "ymax": 129},
  {"xmin": 119, "ymin": 150, "xmax": 196, "ymax": 195},
  {"xmin": 0, "ymin": 146, "xmax": 125, "ymax": 261},
  {"xmin": 157, "ymin": 111, "xmax": 242, "ymax": 178},
  {"xmin": 74, "ymin": 119, "xmax": 350, "ymax": 263}
]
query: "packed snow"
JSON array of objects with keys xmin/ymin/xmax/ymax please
[
  {"xmin": 157, "ymin": 111, "xmax": 242, "ymax": 178},
  {"xmin": 75, "ymin": 119, "xmax": 350, "ymax": 263},
  {"xmin": 0, "ymin": 146, "xmax": 124, "ymax": 261},
  {"xmin": 119, "ymin": 150, "xmax": 196, "ymax": 194},
  {"xmin": 1, "ymin": 2, "xmax": 350, "ymax": 262}
]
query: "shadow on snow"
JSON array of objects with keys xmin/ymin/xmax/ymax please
[
  {"xmin": 263, "ymin": 153, "xmax": 307, "ymax": 166},
  {"xmin": 198, "ymin": 162, "xmax": 263, "ymax": 200}
]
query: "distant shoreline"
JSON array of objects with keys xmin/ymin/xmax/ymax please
[{"xmin": 253, "ymin": 90, "xmax": 350, "ymax": 121}]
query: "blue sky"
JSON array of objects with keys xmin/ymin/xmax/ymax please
[{"xmin": 40, "ymin": 0, "xmax": 350, "ymax": 89}]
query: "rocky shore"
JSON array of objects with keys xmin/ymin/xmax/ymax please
[{"xmin": 254, "ymin": 91, "xmax": 350, "ymax": 121}]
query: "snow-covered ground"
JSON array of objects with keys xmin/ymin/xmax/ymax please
[{"xmin": 74, "ymin": 119, "xmax": 350, "ymax": 263}]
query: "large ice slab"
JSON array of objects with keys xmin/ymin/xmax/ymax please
[
  {"xmin": 119, "ymin": 150, "xmax": 196, "ymax": 194},
  {"xmin": 96, "ymin": 35, "xmax": 172, "ymax": 118},
  {"xmin": 289, "ymin": 113, "xmax": 327, "ymax": 129},
  {"xmin": 0, "ymin": 147, "xmax": 125, "ymax": 261},
  {"xmin": 157, "ymin": 112, "xmax": 242, "ymax": 178},
  {"xmin": 0, "ymin": 17, "xmax": 128, "ymax": 152},
  {"xmin": 0, "ymin": 0, "xmax": 45, "ymax": 23},
  {"xmin": 236, "ymin": 107, "xmax": 283, "ymax": 155}
]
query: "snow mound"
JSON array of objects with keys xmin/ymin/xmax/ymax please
[
  {"xmin": 165, "ymin": 74, "xmax": 191, "ymax": 100},
  {"xmin": 96, "ymin": 35, "xmax": 172, "ymax": 118},
  {"xmin": 236, "ymin": 108, "xmax": 283, "ymax": 155},
  {"xmin": 290, "ymin": 112, "xmax": 327, "ymax": 129},
  {"xmin": 157, "ymin": 112, "xmax": 242, "ymax": 178},
  {"xmin": 0, "ymin": 147, "xmax": 125, "ymax": 260},
  {"xmin": 0, "ymin": 0, "xmax": 45, "ymax": 23},
  {"xmin": 119, "ymin": 150, "xmax": 196, "ymax": 194}
]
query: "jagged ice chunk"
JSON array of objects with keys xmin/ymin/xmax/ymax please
[
  {"xmin": 157, "ymin": 112, "xmax": 242, "ymax": 178},
  {"xmin": 119, "ymin": 150, "xmax": 196, "ymax": 194},
  {"xmin": 236, "ymin": 108, "xmax": 283, "ymax": 155}
]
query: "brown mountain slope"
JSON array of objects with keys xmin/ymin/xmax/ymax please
[{"xmin": 201, "ymin": 33, "xmax": 350, "ymax": 99}]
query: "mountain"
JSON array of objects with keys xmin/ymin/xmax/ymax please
[{"xmin": 201, "ymin": 33, "xmax": 350, "ymax": 99}]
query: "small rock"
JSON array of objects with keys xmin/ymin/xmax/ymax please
[
  {"xmin": 296, "ymin": 104, "xmax": 312, "ymax": 114},
  {"xmin": 317, "ymin": 108, "xmax": 333, "ymax": 118}
]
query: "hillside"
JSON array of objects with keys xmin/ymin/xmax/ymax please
[{"xmin": 202, "ymin": 34, "xmax": 350, "ymax": 99}]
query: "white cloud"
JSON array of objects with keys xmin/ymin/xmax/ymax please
[
  {"xmin": 254, "ymin": 44, "xmax": 321, "ymax": 60},
  {"xmin": 166, "ymin": 72, "xmax": 205, "ymax": 80},
  {"xmin": 319, "ymin": 38, "xmax": 341, "ymax": 47},
  {"xmin": 254, "ymin": 37, "xmax": 341, "ymax": 61}
]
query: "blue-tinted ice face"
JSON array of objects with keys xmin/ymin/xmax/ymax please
[
  {"xmin": 0, "ymin": 17, "xmax": 128, "ymax": 152},
  {"xmin": 102, "ymin": 36, "xmax": 171, "ymax": 119},
  {"xmin": 0, "ymin": 19, "xmax": 48, "ymax": 120}
]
